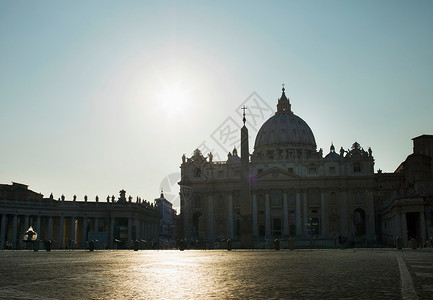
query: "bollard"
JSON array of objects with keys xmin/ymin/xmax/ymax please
[
  {"xmin": 179, "ymin": 239, "xmax": 185, "ymax": 251},
  {"xmin": 89, "ymin": 240, "xmax": 95, "ymax": 251},
  {"xmin": 133, "ymin": 240, "xmax": 139, "ymax": 251},
  {"xmin": 227, "ymin": 239, "xmax": 232, "ymax": 251},
  {"xmin": 46, "ymin": 240, "xmax": 51, "ymax": 251},
  {"xmin": 411, "ymin": 238, "xmax": 417, "ymax": 250},
  {"xmin": 33, "ymin": 240, "xmax": 39, "ymax": 252},
  {"xmin": 396, "ymin": 237, "xmax": 403, "ymax": 250},
  {"xmin": 274, "ymin": 239, "xmax": 280, "ymax": 251}
]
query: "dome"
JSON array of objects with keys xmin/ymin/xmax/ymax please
[
  {"xmin": 254, "ymin": 88, "xmax": 316, "ymax": 152},
  {"xmin": 325, "ymin": 143, "xmax": 340, "ymax": 159}
]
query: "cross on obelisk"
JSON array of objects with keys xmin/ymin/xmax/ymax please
[{"xmin": 241, "ymin": 105, "xmax": 247, "ymax": 125}]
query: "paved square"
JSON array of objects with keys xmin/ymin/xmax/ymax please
[{"xmin": 1, "ymin": 249, "xmax": 432, "ymax": 299}]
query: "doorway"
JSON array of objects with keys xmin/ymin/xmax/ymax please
[
  {"xmin": 273, "ymin": 218, "xmax": 282, "ymax": 237},
  {"xmin": 406, "ymin": 212, "xmax": 419, "ymax": 241}
]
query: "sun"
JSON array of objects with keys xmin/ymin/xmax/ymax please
[{"xmin": 156, "ymin": 81, "xmax": 191, "ymax": 117}]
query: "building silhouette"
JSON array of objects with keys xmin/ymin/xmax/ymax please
[
  {"xmin": 0, "ymin": 185, "xmax": 161, "ymax": 250},
  {"xmin": 179, "ymin": 87, "xmax": 394, "ymax": 248},
  {"xmin": 376, "ymin": 135, "xmax": 433, "ymax": 247},
  {"xmin": 155, "ymin": 191, "xmax": 177, "ymax": 248},
  {"xmin": 1, "ymin": 89, "xmax": 432, "ymax": 250}
]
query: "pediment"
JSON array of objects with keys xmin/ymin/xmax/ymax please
[{"xmin": 253, "ymin": 167, "xmax": 300, "ymax": 180}]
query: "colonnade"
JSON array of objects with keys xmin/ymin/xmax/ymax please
[
  {"xmin": 0, "ymin": 213, "xmax": 160, "ymax": 250},
  {"xmin": 392, "ymin": 209, "xmax": 427, "ymax": 247}
]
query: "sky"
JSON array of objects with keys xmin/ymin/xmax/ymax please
[{"xmin": 1, "ymin": 0, "xmax": 432, "ymax": 211}]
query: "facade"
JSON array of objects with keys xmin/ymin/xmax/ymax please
[
  {"xmin": 155, "ymin": 191, "xmax": 177, "ymax": 247},
  {"xmin": 0, "ymin": 183, "xmax": 161, "ymax": 250},
  {"xmin": 179, "ymin": 88, "xmax": 376, "ymax": 247},
  {"xmin": 377, "ymin": 135, "xmax": 433, "ymax": 247}
]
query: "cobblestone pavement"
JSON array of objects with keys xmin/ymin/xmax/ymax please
[
  {"xmin": 400, "ymin": 249, "xmax": 433, "ymax": 299},
  {"xmin": 0, "ymin": 249, "xmax": 430, "ymax": 299}
]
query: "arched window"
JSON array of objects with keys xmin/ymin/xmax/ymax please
[{"xmin": 330, "ymin": 192, "xmax": 337, "ymax": 206}]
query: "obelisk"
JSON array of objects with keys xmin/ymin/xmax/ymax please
[{"xmin": 240, "ymin": 106, "xmax": 253, "ymax": 248}]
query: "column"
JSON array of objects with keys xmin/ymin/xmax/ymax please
[
  {"xmin": 252, "ymin": 191, "xmax": 258, "ymax": 236},
  {"xmin": 401, "ymin": 212, "xmax": 408, "ymax": 247},
  {"xmin": 183, "ymin": 196, "xmax": 190, "ymax": 239},
  {"xmin": 128, "ymin": 217, "xmax": 132, "ymax": 247},
  {"xmin": 228, "ymin": 194, "xmax": 234, "ymax": 238},
  {"xmin": 296, "ymin": 192, "xmax": 301, "ymax": 235},
  {"xmin": 265, "ymin": 191, "xmax": 271, "ymax": 238},
  {"xmin": 48, "ymin": 217, "xmax": 53, "ymax": 241},
  {"xmin": 12, "ymin": 215, "xmax": 17, "ymax": 249},
  {"xmin": 24, "ymin": 215, "xmax": 30, "ymax": 232},
  {"xmin": 303, "ymin": 191, "xmax": 308, "ymax": 235},
  {"xmin": 110, "ymin": 217, "xmax": 115, "ymax": 248},
  {"xmin": 135, "ymin": 219, "xmax": 141, "ymax": 241},
  {"xmin": 366, "ymin": 191, "xmax": 375, "ymax": 237},
  {"xmin": 144, "ymin": 223, "xmax": 147, "ymax": 240},
  {"xmin": 283, "ymin": 191, "xmax": 289, "ymax": 237},
  {"xmin": 94, "ymin": 218, "xmax": 99, "ymax": 233},
  {"xmin": 426, "ymin": 208, "xmax": 432, "ymax": 228},
  {"xmin": 420, "ymin": 211, "xmax": 426, "ymax": 245},
  {"xmin": 82, "ymin": 217, "xmax": 88, "ymax": 249},
  {"xmin": 320, "ymin": 191, "xmax": 326, "ymax": 237},
  {"xmin": 70, "ymin": 217, "xmax": 76, "ymax": 248},
  {"xmin": 340, "ymin": 191, "xmax": 348, "ymax": 235},
  {"xmin": 394, "ymin": 210, "xmax": 401, "ymax": 240},
  {"xmin": 1, "ymin": 214, "xmax": 6, "ymax": 249},
  {"xmin": 207, "ymin": 194, "xmax": 214, "ymax": 242},
  {"xmin": 155, "ymin": 221, "xmax": 160, "ymax": 240},
  {"xmin": 36, "ymin": 216, "xmax": 41, "ymax": 239},
  {"xmin": 142, "ymin": 220, "xmax": 145, "ymax": 241},
  {"xmin": 59, "ymin": 216, "xmax": 64, "ymax": 249}
]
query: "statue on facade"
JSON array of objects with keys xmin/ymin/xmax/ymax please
[
  {"xmin": 61, "ymin": 194, "xmax": 65, "ymax": 201},
  {"xmin": 95, "ymin": 195, "xmax": 99, "ymax": 202},
  {"xmin": 340, "ymin": 147, "xmax": 345, "ymax": 157},
  {"xmin": 73, "ymin": 195, "xmax": 77, "ymax": 201},
  {"xmin": 208, "ymin": 152, "xmax": 213, "ymax": 162},
  {"xmin": 182, "ymin": 154, "xmax": 186, "ymax": 164},
  {"xmin": 84, "ymin": 195, "xmax": 88, "ymax": 202},
  {"xmin": 279, "ymin": 149, "xmax": 286, "ymax": 159},
  {"xmin": 106, "ymin": 195, "xmax": 110, "ymax": 202},
  {"xmin": 368, "ymin": 147, "xmax": 372, "ymax": 157}
]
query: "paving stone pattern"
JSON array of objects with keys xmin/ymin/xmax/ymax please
[{"xmin": 0, "ymin": 249, "xmax": 426, "ymax": 299}]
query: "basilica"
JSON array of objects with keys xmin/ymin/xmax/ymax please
[
  {"xmin": 179, "ymin": 88, "xmax": 376, "ymax": 247},
  {"xmin": 1, "ymin": 88, "xmax": 431, "ymax": 250}
]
